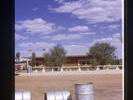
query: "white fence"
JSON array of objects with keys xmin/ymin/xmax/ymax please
[{"xmin": 28, "ymin": 65, "xmax": 122, "ymax": 73}]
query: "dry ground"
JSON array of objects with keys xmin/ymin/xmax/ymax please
[{"xmin": 15, "ymin": 71, "xmax": 122, "ymax": 100}]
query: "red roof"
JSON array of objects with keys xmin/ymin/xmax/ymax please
[{"xmin": 34, "ymin": 55, "xmax": 90, "ymax": 60}]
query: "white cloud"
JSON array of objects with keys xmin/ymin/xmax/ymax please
[
  {"xmin": 57, "ymin": 26, "xmax": 66, "ymax": 30},
  {"xmin": 19, "ymin": 43, "xmax": 88, "ymax": 57},
  {"xmin": 89, "ymin": 33, "xmax": 122, "ymax": 49},
  {"xmin": 18, "ymin": 50, "xmax": 32, "ymax": 58},
  {"xmin": 100, "ymin": 24, "xmax": 120, "ymax": 30},
  {"xmin": 53, "ymin": 1, "xmax": 82, "ymax": 13},
  {"xmin": 15, "ymin": 34, "xmax": 29, "ymax": 40},
  {"xmin": 41, "ymin": 33, "xmax": 86, "ymax": 40},
  {"xmin": 19, "ymin": 50, "xmax": 47, "ymax": 58},
  {"xmin": 52, "ymin": 0, "xmax": 122, "ymax": 23},
  {"xmin": 41, "ymin": 36, "xmax": 51, "ymax": 39},
  {"xmin": 51, "ymin": 34, "xmax": 84, "ymax": 40},
  {"xmin": 15, "ymin": 18, "xmax": 65, "ymax": 35},
  {"xmin": 112, "ymin": 33, "xmax": 121, "ymax": 38},
  {"xmin": 107, "ymin": 24, "xmax": 120, "ymax": 29},
  {"xmin": 19, "ymin": 42, "xmax": 55, "ymax": 49},
  {"xmin": 54, "ymin": 0, "xmax": 64, "ymax": 3},
  {"xmin": 32, "ymin": 7, "xmax": 40, "ymax": 11},
  {"xmin": 18, "ymin": 34, "xmax": 122, "ymax": 58},
  {"xmin": 88, "ymin": 33, "xmax": 121, "ymax": 44},
  {"xmin": 64, "ymin": 44, "xmax": 88, "ymax": 56},
  {"xmin": 15, "ymin": 24, "xmax": 24, "ymax": 30},
  {"xmin": 92, "ymin": 37, "xmax": 121, "ymax": 45},
  {"xmin": 79, "ymin": 32, "xmax": 96, "ymax": 35},
  {"xmin": 68, "ymin": 25, "xmax": 89, "ymax": 32}
]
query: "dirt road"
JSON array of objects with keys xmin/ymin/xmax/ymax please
[{"xmin": 15, "ymin": 71, "xmax": 122, "ymax": 100}]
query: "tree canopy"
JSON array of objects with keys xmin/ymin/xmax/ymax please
[
  {"xmin": 44, "ymin": 45, "xmax": 67, "ymax": 70},
  {"xmin": 88, "ymin": 42, "xmax": 117, "ymax": 65},
  {"xmin": 16, "ymin": 52, "xmax": 20, "ymax": 61}
]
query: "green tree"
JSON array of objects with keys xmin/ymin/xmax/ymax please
[
  {"xmin": 16, "ymin": 52, "xmax": 20, "ymax": 61},
  {"xmin": 88, "ymin": 42, "xmax": 117, "ymax": 65},
  {"xmin": 119, "ymin": 59, "xmax": 122, "ymax": 65},
  {"xmin": 113, "ymin": 59, "xmax": 122, "ymax": 65},
  {"xmin": 114, "ymin": 58, "xmax": 122, "ymax": 65},
  {"xmin": 31, "ymin": 52, "xmax": 36, "ymax": 67},
  {"xmin": 44, "ymin": 45, "xmax": 67, "ymax": 71}
]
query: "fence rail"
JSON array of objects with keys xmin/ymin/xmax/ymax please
[{"xmin": 25, "ymin": 65, "xmax": 122, "ymax": 73}]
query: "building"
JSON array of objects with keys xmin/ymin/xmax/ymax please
[
  {"xmin": 32, "ymin": 55, "xmax": 91, "ymax": 67},
  {"xmin": 15, "ymin": 56, "xmax": 19, "ymax": 63},
  {"xmin": 20, "ymin": 60, "xmax": 27, "ymax": 70},
  {"xmin": 64, "ymin": 55, "xmax": 90, "ymax": 66},
  {"xmin": 15, "ymin": 56, "xmax": 21, "ymax": 71}
]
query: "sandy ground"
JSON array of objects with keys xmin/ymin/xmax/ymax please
[{"xmin": 15, "ymin": 70, "xmax": 123, "ymax": 100}]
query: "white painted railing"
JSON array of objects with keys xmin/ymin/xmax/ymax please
[{"xmin": 27, "ymin": 65, "xmax": 122, "ymax": 73}]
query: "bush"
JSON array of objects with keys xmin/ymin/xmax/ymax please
[
  {"xmin": 118, "ymin": 65, "xmax": 122, "ymax": 69},
  {"xmin": 32, "ymin": 67, "xmax": 43, "ymax": 71},
  {"xmin": 88, "ymin": 66, "xmax": 97, "ymax": 70}
]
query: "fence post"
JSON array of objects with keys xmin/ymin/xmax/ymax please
[
  {"xmin": 27, "ymin": 66, "xmax": 32, "ymax": 73},
  {"xmin": 61, "ymin": 67, "xmax": 64, "ymax": 72},
  {"xmin": 116, "ymin": 65, "xmax": 119, "ymax": 70},
  {"xmin": 34, "ymin": 69, "xmax": 38, "ymax": 73},
  {"xmin": 96, "ymin": 66, "xmax": 100, "ymax": 71},
  {"xmin": 70, "ymin": 68, "xmax": 72, "ymax": 72},
  {"xmin": 75, "ymin": 83, "xmax": 94, "ymax": 100},
  {"xmin": 87, "ymin": 68, "xmax": 89, "ymax": 71},
  {"xmin": 52, "ymin": 68, "xmax": 54, "ymax": 72},
  {"xmin": 42, "ymin": 68, "xmax": 45, "ymax": 72},
  {"xmin": 106, "ymin": 65, "xmax": 109, "ymax": 70},
  {"xmin": 78, "ymin": 67, "xmax": 81, "ymax": 72}
]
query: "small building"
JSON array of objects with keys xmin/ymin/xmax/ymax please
[
  {"xmin": 15, "ymin": 56, "xmax": 19, "ymax": 63},
  {"xmin": 20, "ymin": 60, "xmax": 27, "ymax": 70},
  {"xmin": 33, "ymin": 55, "xmax": 91, "ymax": 67},
  {"xmin": 15, "ymin": 56, "xmax": 21, "ymax": 71},
  {"xmin": 64, "ymin": 55, "xmax": 90, "ymax": 66}
]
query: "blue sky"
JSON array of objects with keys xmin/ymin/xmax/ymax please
[{"xmin": 15, "ymin": 0, "xmax": 122, "ymax": 60}]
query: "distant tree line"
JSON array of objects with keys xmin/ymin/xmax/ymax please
[
  {"xmin": 42, "ymin": 42, "xmax": 122, "ymax": 70},
  {"xmin": 16, "ymin": 42, "xmax": 122, "ymax": 70}
]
